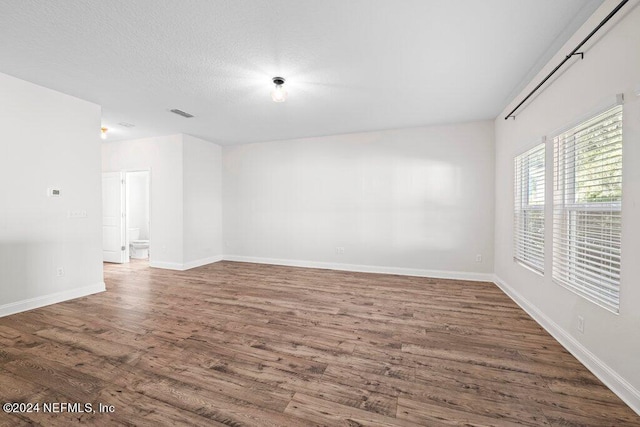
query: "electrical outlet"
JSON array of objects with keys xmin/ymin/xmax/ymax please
[
  {"xmin": 335, "ymin": 247, "xmax": 345, "ymax": 255},
  {"xmin": 476, "ymin": 254, "xmax": 482, "ymax": 263},
  {"xmin": 56, "ymin": 267, "xmax": 64, "ymax": 277},
  {"xmin": 577, "ymin": 316, "xmax": 585, "ymax": 334}
]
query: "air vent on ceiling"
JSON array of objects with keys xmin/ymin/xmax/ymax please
[
  {"xmin": 170, "ymin": 109, "xmax": 195, "ymax": 118},
  {"xmin": 118, "ymin": 122, "xmax": 135, "ymax": 128}
]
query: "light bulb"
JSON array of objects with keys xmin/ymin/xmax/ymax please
[
  {"xmin": 271, "ymin": 77, "xmax": 287, "ymax": 102},
  {"xmin": 101, "ymin": 127, "xmax": 108, "ymax": 140},
  {"xmin": 271, "ymin": 85, "xmax": 287, "ymax": 102}
]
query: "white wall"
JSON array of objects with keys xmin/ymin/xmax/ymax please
[
  {"xmin": 0, "ymin": 72, "xmax": 104, "ymax": 316},
  {"xmin": 183, "ymin": 134, "xmax": 223, "ymax": 267},
  {"xmin": 102, "ymin": 134, "xmax": 223, "ymax": 269},
  {"xmin": 102, "ymin": 135, "xmax": 184, "ymax": 268},
  {"xmin": 494, "ymin": 0, "xmax": 640, "ymax": 412},
  {"xmin": 223, "ymin": 122, "xmax": 495, "ymax": 279}
]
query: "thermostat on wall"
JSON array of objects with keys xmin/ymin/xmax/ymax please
[{"xmin": 48, "ymin": 188, "xmax": 61, "ymax": 197}]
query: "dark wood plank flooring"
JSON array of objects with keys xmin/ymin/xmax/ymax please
[{"xmin": 0, "ymin": 260, "xmax": 638, "ymax": 426}]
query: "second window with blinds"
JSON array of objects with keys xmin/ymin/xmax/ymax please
[
  {"xmin": 552, "ymin": 104, "xmax": 623, "ymax": 313},
  {"xmin": 514, "ymin": 143, "xmax": 545, "ymax": 273}
]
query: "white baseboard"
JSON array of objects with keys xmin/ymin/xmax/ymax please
[
  {"xmin": 493, "ymin": 275, "xmax": 640, "ymax": 416},
  {"xmin": 149, "ymin": 260, "xmax": 184, "ymax": 270},
  {"xmin": 183, "ymin": 255, "xmax": 224, "ymax": 270},
  {"xmin": 150, "ymin": 255, "xmax": 224, "ymax": 271},
  {"xmin": 223, "ymin": 255, "xmax": 494, "ymax": 282},
  {"xmin": 0, "ymin": 282, "xmax": 106, "ymax": 318}
]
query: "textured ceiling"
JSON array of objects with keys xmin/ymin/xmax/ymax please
[{"xmin": 0, "ymin": 0, "xmax": 603, "ymax": 144}]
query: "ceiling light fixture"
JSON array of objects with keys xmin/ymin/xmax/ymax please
[
  {"xmin": 271, "ymin": 77, "xmax": 287, "ymax": 103},
  {"xmin": 101, "ymin": 127, "xmax": 108, "ymax": 140}
]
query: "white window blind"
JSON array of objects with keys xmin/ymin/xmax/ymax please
[
  {"xmin": 553, "ymin": 104, "xmax": 623, "ymax": 313},
  {"xmin": 514, "ymin": 143, "xmax": 545, "ymax": 272}
]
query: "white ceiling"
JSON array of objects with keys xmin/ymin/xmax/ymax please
[{"xmin": 0, "ymin": 0, "xmax": 603, "ymax": 145}]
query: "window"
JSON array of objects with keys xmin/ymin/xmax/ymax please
[
  {"xmin": 514, "ymin": 143, "xmax": 545, "ymax": 273},
  {"xmin": 553, "ymin": 105, "xmax": 623, "ymax": 313}
]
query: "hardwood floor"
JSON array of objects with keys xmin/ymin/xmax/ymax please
[{"xmin": 0, "ymin": 260, "xmax": 638, "ymax": 426}]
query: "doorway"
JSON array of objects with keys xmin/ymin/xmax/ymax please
[
  {"xmin": 102, "ymin": 170, "xmax": 151, "ymax": 263},
  {"xmin": 125, "ymin": 171, "xmax": 150, "ymax": 262}
]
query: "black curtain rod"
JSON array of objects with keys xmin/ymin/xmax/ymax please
[{"xmin": 505, "ymin": 0, "xmax": 629, "ymax": 120}]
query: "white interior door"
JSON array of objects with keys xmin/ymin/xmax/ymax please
[{"xmin": 103, "ymin": 172, "xmax": 126, "ymax": 263}]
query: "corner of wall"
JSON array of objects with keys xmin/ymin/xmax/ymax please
[{"xmin": 181, "ymin": 134, "xmax": 224, "ymax": 268}]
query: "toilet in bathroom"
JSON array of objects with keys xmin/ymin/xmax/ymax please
[{"xmin": 128, "ymin": 228, "xmax": 149, "ymax": 260}]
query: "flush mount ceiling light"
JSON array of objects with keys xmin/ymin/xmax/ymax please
[
  {"xmin": 101, "ymin": 127, "xmax": 108, "ymax": 140},
  {"xmin": 271, "ymin": 77, "xmax": 287, "ymax": 103}
]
